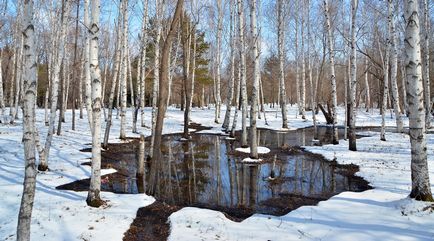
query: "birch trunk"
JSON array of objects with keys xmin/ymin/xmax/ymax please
[
  {"xmin": 12, "ymin": 38, "xmax": 23, "ymax": 121},
  {"xmin": 388, "ymin": 0, "xmax": 403, "ymax": 133},
  {"xmin": 401, "ymin": 64, "xmax": 408, "ymax": 115},
  {"xmin": 230, "ymin": 62, "xmax": 241, "ymax": 138},
  {"xmin": 127, "ymin": 49, "xmax": 134, "ymax": 108},
  {"xmin": 150, "ymin": 0, "xmax": 163, "ymax": 158},
  {"xmin": 9, "ymin": 49, "xmax": 16, "ymax": 117},
  {"xmin": 84, "ymin": 0, "xmax": 92, "ymax": 127},
  {"xmin": 249, "ymin": 0, "xmax": 259, "ymax": 159},
  {"xmin": 38, "ymin": 0, "xmax": 69, "ymax": 171},
  {"xmin": 422, "ymin": 0, "xmax": 431, "ymax": 129},
  {"xmin": 380, "ymin": 38, "xmax": 389, "ymax": 141},
  {"xmin": 71, "ymin": 0, "xmax": 80, "ymax": 130},
  {"xmin": 87, "ymin": 0, "xmax": 103, "ymax": 207},
  {"xmin": 103, "ymin": 4, "xmax": 122, "ymax": 148},
  {"xmin": 364, "ymin": 57, "xmax": 370, "ymax": 111},
  {"xmin": 222, "ymin": 0, "xmax": 236, "ymax": 130},
  {"xmin": 0, "ymin": 50, "xmax": 5, "ymax": 121},
  {"xmin": 182, "ymin": 15, "xmax": 192, "ymax": 138},
  {"xmin": 403, "ymin": 0, "xmax": 433, "ymax": 202},
  {"xmin": 348, "ymin": 0, "xmax": 358, "ymax": 151},
  {"xmin": 307, "ymin": 0, "xmax": 316, "ymax": 137},
  {"xmin": 323, "ymin": 0, "xmax": 339, "ymax": 144},
  {"xmin": 140, "ymin": 0, "xmax": 148, "ymax": 127},
  {"xmin": 17, "ymin": 1, "xmax": 37, "ymax": 239},
  {"xmin": 278, "ymin": 0, "xmax": 288, "ymax": 128},
  {"xmin": 300, "ymin": 3, "xmax": 306, "ymax": 119},
  {"xmin": 150, "ymin": 0, "xmax": 184, "ymax": 188},
  {"xmin": 119, "ymin": 0, "xmax": 128, "ymax": 140},
  {"xmin": 214, "ymin": 0, "xmax": 223, "ymax": 123},
  {"xmin": 238, "ymin": 0, "xmax": 248, "ymax": 147}
]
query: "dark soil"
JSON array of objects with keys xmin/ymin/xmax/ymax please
[{"xmin": 123, "ymin": 202, "xmax": 181, "ymax": 241}]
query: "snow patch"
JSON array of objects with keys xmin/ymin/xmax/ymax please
[
  {"xmin": 241, "ymin": 157, "xmax": 263, "ymax": 163},
  {"xmin": 235, "ymin": 146, "xmax": 270, "ymax": 154}
]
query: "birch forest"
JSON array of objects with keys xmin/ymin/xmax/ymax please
[{"xmin": 1, "ymin": 0, "xmax": 434, "ymax": 240}]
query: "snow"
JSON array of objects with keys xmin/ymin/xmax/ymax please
[
  {"xmin": 0, "ymin": 105, "xmax": 433, "ymax": 241},
  {"xmin": 235, "ymin": 146, "xmax": 271, "ymax": 154},
  {"xmin": 241, "ymin": 157, "xmax": 263, "ymax": 163}
]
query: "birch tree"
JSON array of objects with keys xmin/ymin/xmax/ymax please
[
  {"xmin": 238, "ymin": 0, "xmax": 248, "ymax": 147},
  {"xmin": 388, "ymin": 0, "xmax": 403, "ymax": 133},
  {"xmin": 150, "ymin": 0, "xmax": 163, "ymax": 158},
  {"xmin": 222, "ymin": 0, "xmax": 236, "ymax": 130},
  {"xmin": 151, "ymin": 0, "xmax": 184, "ymax": 161},
  {"xmin": 379, "ymin": 30, "xmax": 389, "ymax": 141},
  {"xmin": 249, "ymin": 0, "xmax": 259, "ymax": 159},
  {"xmin": 348, "ymin": 0, "xmax": 358, "ymax": 151},
  {"xmin": 214, "ymin": 0, "xmax": 223, "ymax": 123},
  {"xmin": 403, "ymin": 0, "xmax": 433, "ymax": 202},
  {"xmin": 422, "ymin": 0, "xmax": 431, "ymax": 129},
  {"xmin": 300, "ymin": 1, "xmax": 306, "ymax": 120},
  {"xmin": 84, "ymin": 0, "xmax": 92, "ymax": 127},
  {"xmin": 139, "ymin": 0, "xmax": 149, "ymax": 127},
  {"xmin": 86, "ymin": 0, "xmax": 103, "ymax": 207},
  {"xmin": 323, "ymin": 0, "xmax": 338, "ymax": 144},
  {"xmin": 119, "ymin": 0, "xmax": 128, "ymax": 140},
  {"xmin": 17, "ymin": 0, "xmax": 37, "ymax": 239},
  {"xmin": 0, "ymin": 50, "xmax": 5, "ymax": 121},
  {"xmin": 38, "ymin": 0, "xmax": 69, "ymax": 171},
  {"xmin": 277, "ymin": 0, "xmax": 287, "ymax": 128},
  {"xmin": 103, "ymin": 2, "xmax": 123, "ymax": 148}
]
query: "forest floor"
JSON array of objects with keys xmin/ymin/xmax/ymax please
[{"xmin": 1, "ymin": 105, "xmax": 434, "ymax": 241}]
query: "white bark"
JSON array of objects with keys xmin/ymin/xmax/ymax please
[
  {"xmin": 388, "ymin": 0, "xmax": 403, "ymax": 133},
  {"xmin": 127, "ymin": 49, "xmax": 134, "ymax": 107},
  {"xmin": 380, "ymin": 35, "xmax": 389, "ymax": 141},
  {"xmin": 364, "ymin": 57, "xmax": 370, "ymax": 111},
  {"xmin": 300, "ymin": 3, "xmax": 306, "ymax": 119},
  {"xmin": 139, "ymin": 0, "xmax": 148, "ymax": 128},
  {"xmin": 103, "ymin": 3, "xmax": 123, "ymax": 148},
  {"xmin": 307, "ymin": 0, "xmax": 316, "ymax": 136},
  {"xmin": 403, "ymin": 0, "xmax": 433, "ymax": 201},
  {"xmin": 150, "ymin": 0, "xmax": 163, "ymax": 158},
  {"xmin": 39, "ymin": 0, "xmax": 70, "ymax": 171},
  {"xmin": 87, "ymin": 0, "xmax": 103, "ymax": 207},
  {"xmin": 422, "ymin": 0, "xmax": 431, "ymax": 129},
  {"xmin": 249, "ymin": 0, "xmax": 259, "ymax": 159},
  {"xmin": 348, "ymin": 0, "xmax": 358, "ymax": 151},
  {"xmin": 323, "ymin": 0, "xmax": 338, "ymax": 144},
  {"xmin": 0, "ymin": 50, "xmax": 5, "ymax": 120},
  {"xmin": 214, "ymin": 0, "xmax": 223, "ymax": 123},
  {"xmin": 237, "ymin": 0, "xmax": 247, "ymax": 147},
  {"xmin": 222, "ymin": 0, "xmax": 236, "ymax": 130},
  {"xmin": 17, "ymin": 1, "xmax": 37, "ymax": 239},
  {"xmin": 84, "ymin": 0, "xmax": 92, "ymax": 127},
  {"xmin": 119, "ymin": 0, "xmax": 128, "ymax": 139},
  {"xmin": 278, "ymin": 0, "xmax": 287, "ymax": 128}
]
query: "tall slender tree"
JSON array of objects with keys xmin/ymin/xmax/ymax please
[
  {"xmin": 119, "ymin": 0, "xmax": 128, "ymax": 139},
  {"xmin": 249, "ymin": 0, "xmax": 259, "ymax": 159},
  {"xmin": 17, "ymin": 0, "xmax": 37, "ymax": 239},
  {"xmin": 277, "ymin": 0, "xmax": 287, "ymax": 129},
  {"xmin": 422, "ymin": 0, "xmax": 431, "ymax": 129},
  {"xmin": 388, "ymin": 0, "xmax": 403, "ymax": 133},
  {"xmin": 348, "ymin": 0, "xmax": 358, "ymax": 151},
  {"xmin": 403, "ymin": 0, "xmax": 433, "ymax": 202},
  {"xmin": 323, "ymin": 0, "xmax": 338, "ymax": 144},
  {"xmin": 238, "ymin": 0, "xmax": 248, "ymax": 147},
  {"xmin": 38, "ymin": 0, "xmax": 70, "ymax": 171},
  {"xmin": 86, "ymin": 0, "xmax": 103, "ymax": 207},
  {"xmin": 222, "ymin": 0, "xmax": 236, "ymax": 130}
]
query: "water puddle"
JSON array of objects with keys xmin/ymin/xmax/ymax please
[{"xmin": 57, "ymin": 126, "xmax": 372, "ymax": 240}]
